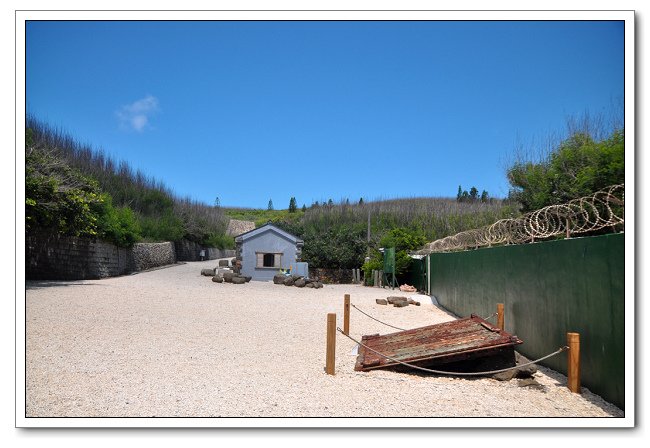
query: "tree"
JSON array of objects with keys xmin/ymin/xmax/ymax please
[
  {"xmin": 359, "ymin": 197, "xmax": 364, "ymax": 205},
  {"xmin": 214, "ymin": 196, "xmax": 221, "ymax": 208},
  {"xmin": 288, "ymin": 197, "xmax": 297, "ymax": 213},
  {"xmin": 507, "ymin": 129, "xmax": 624, "ymax": 212},
  {"xmin": 456, "ymin": 185, "xmax": 463, "ymax": 202},
  {"xmin": 267, "ymin": 199, "xmax": 274, "ymax": 210},
  {"xmin": 302, "ymin": 204, "xmax": 307, "ymax": 212},
  {"xmin": 469, "ymin": 187, "xmax": 479, "ymax": 201},
  {"xmin": 327, "ymin": 198, "xmax": 334, "ymax": 207},
  {"xmin": 361, "ymin": 227, "xmax": 426, "ymax": 283},
  {"xmin": 299, "ymin": 225, "xmax": 368, "ymax": 270},
  {"xmin": 480, "ymin": 190, "xmax": 489, "ymax": 203}
]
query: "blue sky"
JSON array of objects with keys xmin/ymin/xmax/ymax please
[{"xmin": 25, "ymin": 20, "xmax": 624, "ymax": 209}]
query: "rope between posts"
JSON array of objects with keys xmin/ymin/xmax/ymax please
[
  {"xmin": 338, "ymin": 327, "xmax": 569, "ymax": 376},
  {"xmin": 352, "ymin": 303, "xmax": 498, "ymax": 332},
  {"xmin": 350, "ymin": 304, "xmax": 407, "ymax": 331}
]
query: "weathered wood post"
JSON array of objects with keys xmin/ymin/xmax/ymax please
[
  {"xmin": 343, "ymin": 294, "xmax": 350, "ymax": 335},
  {"xmin": 326, "ymin": 313, "xmax": 336, "ymax": 375},
  {"xmin": 497, "ymin": 303, "xmax": 505, "ymax": 331},
  {"xmin": 567, "ymin": 332, "xmax": 581, "ymax": 393}
]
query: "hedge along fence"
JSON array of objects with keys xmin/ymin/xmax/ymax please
[
  {"xmin": 26, "ymin": 232, "xmax": 177, "ymax": 280},
  {"xmin": 427, "ymin": 233, "xmax": 625, "ymax": 410}
]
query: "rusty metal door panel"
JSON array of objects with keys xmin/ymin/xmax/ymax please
[{"xmin": 355, "ymin": 315, "xmax": 523, "ymax": 371}]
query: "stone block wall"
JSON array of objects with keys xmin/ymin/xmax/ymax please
[
  {"xmin": 131, "ymin": 242, "xmax": 176, "ymax": 271},
  {"xmin": 26, "ymin": 233, "xmax": 133, "ymax": 280},
  {"xmin": 174, "ymin": 239, "xmax": 235, "ymax": 261},
  {"xmin": 309, "ymin": 268, "xmax": 357, "ymax": 284},
  {"xmin": 26, "ymin": 234, "xmax": 236, "ymax": 280}
]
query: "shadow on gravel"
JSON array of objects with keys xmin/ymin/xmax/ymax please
[
  {"xmin": 25, "ymin": 281, "xmax": 106, "ymax": 290},
  {"xmin": 25, "ymin": 263, "xmax": 186, "ymax": 291},
  {"xmin": 533, "ymin": 365, "xmax": 623, "ymax": 415}
]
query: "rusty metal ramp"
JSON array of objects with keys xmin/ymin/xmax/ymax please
[{"xmin": 354, "ymin": 314, "xmax": 523, "ymax": 373}]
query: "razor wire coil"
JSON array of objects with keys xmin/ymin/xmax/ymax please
[{"xmin": 417, "ymin": 184, "xmax": 624, "ymax": 254}]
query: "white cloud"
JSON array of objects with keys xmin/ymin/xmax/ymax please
[{"xmin": 116, "ymin": 95, "xmax": 160, "ymax": 132}]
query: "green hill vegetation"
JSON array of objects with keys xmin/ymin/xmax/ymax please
[
  {"xmin": 224, "ymin": 207, "xmax": 305, "ymax": 228},
  {"xmin": 25, "ymin": 117, "xmax": 232, "ymax": 248},
  {"xmin": 25, "ymin": 110, "xmax": 623, "ymax": 283},
  {"xmin": 258, "ymin": 196, "xmax": 515, "ymax": 283},
  {"xmin": 507, "ymin": 128, "xmax": 624, "ymax": 212}
]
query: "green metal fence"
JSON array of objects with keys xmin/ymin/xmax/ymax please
[{"xmin": 427, "ymin": 233, "xmax": 625, "ymax": 410}]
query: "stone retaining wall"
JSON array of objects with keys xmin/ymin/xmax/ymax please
[
  {"xmin": 309, "ymin": 268, "xmax": 358, "ymax": 284},
  {"xmin": 131, "ymin": 242, "xmax": 176, "ymax": 271},
  {"xmin": 174, "ymin": 239, "xmax": 235, "ymax": 261},
  {"xmin": 26, "ymin": 233, "xmax": 133, "ymax": 280},
  {"xmin": 27, "ymin": 233, "xmax": 236, "ymax": 280}
]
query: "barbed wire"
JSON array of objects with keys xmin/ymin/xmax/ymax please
[{"xmin": 416, "ymin": 184, "xmax": 624, "ymax": 254}]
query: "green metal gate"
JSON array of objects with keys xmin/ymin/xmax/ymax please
[{"xmin": 382, "ymin": 247, "xmax": 397, "ymax": 288}]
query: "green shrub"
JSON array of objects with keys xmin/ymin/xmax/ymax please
[
  {"xmin": 26, "ymin": 144, "xmax": 103, "ymax": 238},
  {"xmin": 202, "ymin": 233, "xmax": 235, "ymax": 249},
  {"xmin": 507, "ymin": 128, "xmax": 624, "ymax": 211},
  {"xmin": 298, "ymin": 224, "xmax": 368, "ymax": 270},
  {"xmin": 93, "ymin": 195, "xmax": 141, "ymax": 247},
  {"xmin": 380, "ymin": 227, "xmax": 426, "ymax": 277},
  {"xmin": 361, "ymin": 258, "xmax": 382, "ymax": 286},
  {"xmin": 360, "ymin": 227, "xmax": 427, "ymax": 284},
  {"xmin": 138, "ymin": 212, "xmax": 184, "ymax": 242}
]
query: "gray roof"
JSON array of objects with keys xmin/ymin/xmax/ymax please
[{"xmin": 235, "ymin": 223, "xmax": 304, "ymax": 245}]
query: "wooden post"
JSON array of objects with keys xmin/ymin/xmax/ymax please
[
  {"xmin": 567, "ymin": 332, "xmax": 581, "ymax": 393},
  {"xmin": 497, "ymin": 303, "xmax": 504, "ymax": 331},
  {"xmin": 343, "ymin": 294, "xmax": 350, "ymax": 335},
  {"xmin": 325, "ymin": 313, "xmax": 336, "ymax": 375},
  {"xmin": 566, "ymin": 218, "xmax": 571, "ymax": 239}
]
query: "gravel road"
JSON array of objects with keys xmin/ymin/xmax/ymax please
[{"xmin": 25, "ymin": 261, "xmax": 624, "ymax": 419}]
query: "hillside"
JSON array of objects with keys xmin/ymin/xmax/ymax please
[
  {"xmin": 25, "ymin": 117, "xmax": 516, "ymax": 271},
  {"xmin": 25, "ymin": 117, "xmax": 232, "ymax": 248}
]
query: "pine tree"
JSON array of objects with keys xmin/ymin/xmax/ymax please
[
  {"xmin": 302, "ymin": 204, "xmax": 307, "ymax": 212},
  {"xmin": 457, "ymin": 185, "xmax": 463, "ymax": 202},
  {"xmin": 268, "ymin": 199, "xmax": 274, "ymax": 210},
  {"xmin": 359, "ymin": 197, "xmax": 364, "ymax": 205},
  {"xmin": 288, "ymin": 197, "xmax": 297, "ymax": 213},
  {"xmin": 469, "ymin": 187, "xmax": 479, "ymax": 201},
  {"xmin": 214, "ymin": 196, "xmax": 221, "ymax": 208}
]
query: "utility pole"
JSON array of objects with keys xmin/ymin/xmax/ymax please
[{"xmin": 366, "ymin": 208, "xmax": 371, "ymax": 260}]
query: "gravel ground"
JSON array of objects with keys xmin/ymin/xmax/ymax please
[{"xmin": 25, "ymin": 261, "xmax": 624, "ymax": 419}]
